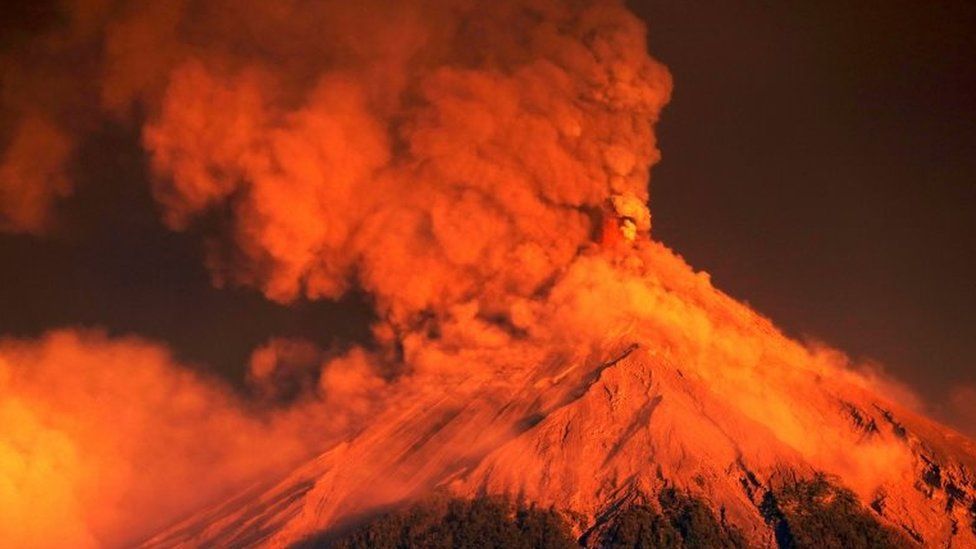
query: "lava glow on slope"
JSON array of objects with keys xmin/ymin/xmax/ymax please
[{"xmin": 0, "ymin": 1, "xmax": 973, "ymax": 547}]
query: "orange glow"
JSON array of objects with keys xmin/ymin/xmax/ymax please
[{"xmin": 599, "ymin": 215, "xmax": 624, "ymax": 248}]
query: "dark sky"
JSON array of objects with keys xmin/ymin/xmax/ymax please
[
  {"xmin": 0, "ymin": 2, "xmax": 973, "ymax": 426},
  {"xmin": 631, "ymin": 0, "xmax": 976, "ymax": 422}
]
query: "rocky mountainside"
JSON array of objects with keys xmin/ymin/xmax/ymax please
[{"xmin": 144, "ymin": 242, "xmax": 976, "ymax": 548}]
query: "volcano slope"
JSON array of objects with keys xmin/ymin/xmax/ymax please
[{"xmin": 145, "ymin": 241, "xmax": 976, "ymax": 548}]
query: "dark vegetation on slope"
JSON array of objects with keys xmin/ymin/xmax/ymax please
[
  {"xmin": 587, "ymin": 488, "xmax": 747, "ymax": 548},
  {"xmin": 299, "ymin": 489, "xmax": 744, "ymax": 548},
  {"xmin": 760, "ymin": 474, "xmax": 913, "ymax": 549},
  {"xmin": 298, "ymin": 477, "xmax": 912, "ymax": 548},
  {"xmin": 301, "ymin": 495, "xmax": 577, "ymax": 549}
]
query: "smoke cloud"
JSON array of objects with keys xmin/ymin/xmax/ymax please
[
  {"xmin": 139, "ymin": 0, "xmax": 671, "ymax": 328},
  {"xmin": 0, "ymin": 329, "xmax": 392, "ymax": 547},
  {"xmin": 2, "ymin": 0, "xmax": 671, "ymax": 316},
  {"xmin": 0, "ymin": 330, "xmax": 300, "ymax": 546}
]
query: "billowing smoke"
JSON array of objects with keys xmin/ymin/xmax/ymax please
[
  {"xmin": 0, "ymin": 328, "xmax": 395, "ymax": 547},
  {"xmin": 2, "ymin": 0, "xmax": 670, "ymax": 317},
  {"xmin": 141, "ymin": 1, "xmax": 670, "ymax": 329},
  {"xmin": 0, "ymin": 0, "xmax": 958, "ymax": 547},
  {"xmin": 0, "ymin": 330, "xmax": 283, "ymax": 546}
]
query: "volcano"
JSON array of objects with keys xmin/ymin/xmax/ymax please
[
  {"xmin": 144, "ymin": 241, "xmax": 976, "ymax": 548},
  {"xmin": 2, "ymin": 0, "xmax": 974, "ymax": 547}
]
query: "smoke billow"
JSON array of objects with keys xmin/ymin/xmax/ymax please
[
  {"xmin": 0, "ymin": 330, "xmax": 297, "ymax": 546},
  {"xmin": 0, "ymin": 328, "xmax": 393, "ymax": 546},
  {"xmin": 2, "ymin": 0, "xmax": 671, "ymax": 316},
  {"xmin": 140, "ymin": 0, "xmax": 671, "ymax": 327}
]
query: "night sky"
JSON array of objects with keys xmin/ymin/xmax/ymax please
[
  {"xmin": 1, "ymin": 2, "xmax": 973, "ymax": 426},
  {"xmin": 633, "ymin": 0, "xmax": 976, "ymax": 424}
]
